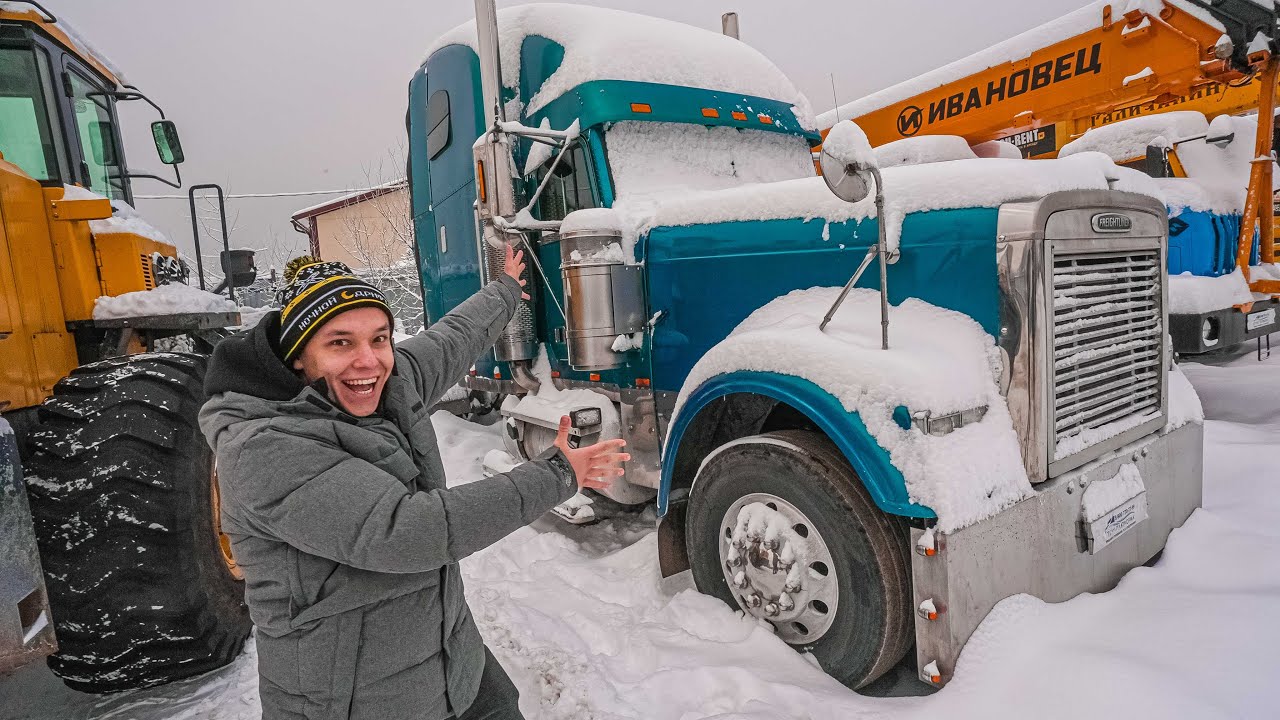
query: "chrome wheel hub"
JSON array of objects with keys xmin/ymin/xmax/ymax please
[{"xmin": 719, "ymin": 493, "xmax": 838, "ymax": 644}]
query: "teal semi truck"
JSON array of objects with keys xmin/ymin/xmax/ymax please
[{"xmin": 407, "ymin": 2, "xmax": 1204, "ymax": 689}]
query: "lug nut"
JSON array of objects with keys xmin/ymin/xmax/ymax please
[
  {"xmin": 765, "ymin": 602, "xmax": 780, "ymax": 616},
  {"xmin": 733, "ymin": 571, "xmax": 748, "ymax": 589},
  {"xmin": 748, "ymin": 594, "xmax": 763, "ymax": 608}
]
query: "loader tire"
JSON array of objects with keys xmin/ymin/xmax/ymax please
[
  {"xmin": 23, "ymin": 352, "xmax": 251, "ymax": 693},
  {"xmin": 686, "ymin": 430, "xmax": 913, "ymax": 690}
]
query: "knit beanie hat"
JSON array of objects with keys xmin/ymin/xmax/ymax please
[{"xmin": 276, "ymin": 256, "xmax": 393, "ymax": 363}]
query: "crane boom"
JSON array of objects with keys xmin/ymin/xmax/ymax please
[{"xmin": 822, "ymin": 0, "xmax": 1280, "ymax": 291}]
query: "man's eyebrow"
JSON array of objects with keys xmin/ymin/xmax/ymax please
[{"xmin": 320, "ymin": 324, "xmax": 391, "ymax": 338}]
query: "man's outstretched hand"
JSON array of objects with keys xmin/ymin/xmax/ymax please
[
  {"xmin": 503, "ymin": 243, "xmax": 531, "ymax": 300},
  {"xmin": 553, "ymin": 416, "xmax": 629, "ymax": 492}
]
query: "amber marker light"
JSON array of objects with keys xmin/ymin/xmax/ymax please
[
  {"xmin": 631, "ymin": 103, "xmax": 652, "ymax": 113},
  {"xmin": 589, "ymin": 373, "xmax": 601, "ymax": 382},
  {"xmin": 636, "ymin": 378, "xmax": 651, "ymax": 387},
  {"xmin": 476, "ymin": 161, "xmax": 487, "ymax": 203},
  {"xmin": 758, "ymin": 114, "xmax": 774, "ymax": 124},
  {"xmin": 701, "ymin": 108, "xmax": 719, "ymax": 118},
  {"xmin": 731, "ymin": 110, "xmax": 748, "ymax": 121}
]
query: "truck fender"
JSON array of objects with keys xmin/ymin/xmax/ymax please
[
  {"xmin": 661, "ymin": 371, "xmax": 934, "ymax": 519},
  {"xmin": 656, "ymin": 371, "xmax": 933, "ymax": 577}
]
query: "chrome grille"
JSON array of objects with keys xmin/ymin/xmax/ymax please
[{"xmin": 1051, "ymin": 251, "xmax": 1162, "ymax": 456}]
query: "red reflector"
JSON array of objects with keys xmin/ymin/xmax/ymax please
[
  {"xmin": 636, "ymin": 378, "xmax": 651, "ymax": 387},
  {"xmin": 493, "ymin": 369, "xmax": 502, "ymax": 379},
  {"xmin": 589, "ymin": 373, "xmax": 601, "ymax": 382},
  {"xmin": 550, "ymin": 370, "xmax": 561, "ymax": 378}
]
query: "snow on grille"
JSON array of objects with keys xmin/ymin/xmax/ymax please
[{"xmin": 1052, "ymin": 250, "xmax": 1163, "ymax": 459}]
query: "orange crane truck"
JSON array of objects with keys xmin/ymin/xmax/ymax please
[{"xmin": 822, "ymin": 0, "xmax": 1280, "ymax": 354}]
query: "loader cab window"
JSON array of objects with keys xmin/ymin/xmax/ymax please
[
  {"xmin": 65, "ymin": 68, "xmax": 126, "ymax": 200},
  {"xmin": 533, "ymin": 142, "xmax": 597, "ymax": 221},
  {"xmin": 0, "ymin": 45, "xmax": 65, "ymax": 183}
]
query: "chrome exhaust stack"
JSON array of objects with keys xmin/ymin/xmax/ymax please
[{"xmin": 473, "ymin": 0, "xmax": 538, "ymax": 365}]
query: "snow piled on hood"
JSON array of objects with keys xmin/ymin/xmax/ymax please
[
  {"xmin": 424, "ymin": 3, "xmax": 813, "ymax": 125},
  {"xmin": 94, "ymin": 284, "xmax": 237, "ymax": 320},
  {"xmin": 90, "ymin": 201, "xmax": 171, "ymax": 245},
  {"xmin": 674, "ymin": 287, "xmax": 1032, "ymax": 532},
  {"xmin": 1062, "ymin": 112, "xmax": 1280, "ymax": 214},
  {"xmin": 1167, "ymin": 268, "xmax": 1255, "ymax": 315},
  {"xmin": 601, "ymin": 140, "xmax": 1160, "ymax": 259},
  {"xmin": 874, "ymin": 135, "xmax": 979, "ymax": 168}
]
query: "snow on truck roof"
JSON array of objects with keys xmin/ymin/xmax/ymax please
[
  {"xmin": 424, "ymin": 3, "xmax": 814, "ymax": 125},
  {"xmin": 816, "ymin": 0, "xmax": 1227, "ymax": 128}
]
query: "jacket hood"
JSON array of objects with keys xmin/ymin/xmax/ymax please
[{"xmin": 205, "ymin": 311, "xmax": 306, "ymax": 401}]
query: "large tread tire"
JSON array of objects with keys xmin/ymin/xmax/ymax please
[
  {"xmin": 686, "ymin": 430, "xmax": 913, "ymax": 690},
  {"xmin": 23, "ymin": 352, "xmax": 251, "ymax": 692}
]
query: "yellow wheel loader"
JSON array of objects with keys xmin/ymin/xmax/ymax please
[{"xmin": 0, "ymin": 2, "xmax": 251, "ymax": 692}]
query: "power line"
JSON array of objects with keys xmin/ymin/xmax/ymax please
[{"xmin": 134, "ymin": 188, "xmax": 373, "ymax": 200}]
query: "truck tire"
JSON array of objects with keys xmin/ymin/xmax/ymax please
[
  {"xmin": 686, "ymin": 430, "xmax": 913, "ymax": 689},
  {"xmin": 22, "ymin": 352, "xmax": 251, "ymax": 692}
]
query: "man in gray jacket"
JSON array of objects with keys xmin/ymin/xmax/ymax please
[{"xmin": 200, "ymin": 246, "xmax": 627, "ymax": 720}]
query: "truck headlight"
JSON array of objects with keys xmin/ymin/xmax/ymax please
[
  {"xmin": 911, "ymin": 405, "xmax": 989, "ymax": 436},
  {"xmin": 570, "ymin": 407, "xmax": 602, "ymax": 429},
  {"xmin": 1201, "ymin": 318, "xmax": 1219, "ymax": 344}
]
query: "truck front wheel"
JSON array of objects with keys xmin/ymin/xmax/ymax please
[
  {"xmin": 23, "ymin": 353, "xmax": 251, "ymax": 692},
  {"xmin": 686, "ymin": 430, "xmax": 913, "ymax": 689}
]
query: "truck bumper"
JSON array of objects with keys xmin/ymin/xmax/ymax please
[
  {"xmin": 1169, "ymin": 297, "xmax": 1280, "ymax": 355},
  {"xmin": 910, "ymin": 421, "xmax": 1203, "ymax": 687},
  {"xmin": 0, "ymin": 419, "xmax": 57, "ymax": 674}
]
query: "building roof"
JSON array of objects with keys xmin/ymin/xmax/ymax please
[{"xmin": 290, "ymin": 178, "xmax": 407, "ymax": 221}]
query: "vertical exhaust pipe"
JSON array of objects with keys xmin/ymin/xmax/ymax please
[
  {"xmin": 474, "ymin": 0, "xmax": 505, "ymax": 125},
  {"xmin": 472, "ymin": 0, "xmax": 540, "ymax": 373},
  {"xmin": 721, "ymin": 12, "xmax": 739, "ymax": 39}
]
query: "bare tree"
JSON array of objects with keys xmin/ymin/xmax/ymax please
[{"xmin": 334, "ymin": 143, "xmax": 424, "ymax": 334}]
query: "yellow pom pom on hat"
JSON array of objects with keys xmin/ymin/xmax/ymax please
[{"xmin": 276, "ymin": 256, "xmax": 393, "ymax": 362}]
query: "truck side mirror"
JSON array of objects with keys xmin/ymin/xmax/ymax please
[
  {"xmin": 1144, "ymin": 144, "xmax": 1170, "ymax": 179},
  {"xmin": 151, "ymin": 120, "xmax": 185, "ymax": 165},
  {"xmin": 820, "ymin": 120, "xmax": 878, "ymax": 204}
]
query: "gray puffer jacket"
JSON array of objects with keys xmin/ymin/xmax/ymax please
[{"xmin": 199, "ymin": 276, "xmax": 575, "ymax": 720}]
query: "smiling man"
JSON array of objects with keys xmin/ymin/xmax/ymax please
[{"xmin": 199, "ymin": 249, "xmax": 627, "ymax": 720}]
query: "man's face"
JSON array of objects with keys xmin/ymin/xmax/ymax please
[{"xmin": 292, "ymin": 307, "xmax": 394, "ymax": 417}]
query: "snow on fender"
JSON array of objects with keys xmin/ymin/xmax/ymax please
[{"xmin": 672, "ymin": 286, "xmax": 1033, "ymax": 532}]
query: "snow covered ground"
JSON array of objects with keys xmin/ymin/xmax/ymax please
[{"xmin": 2, "ymin": 345, "xmax": 1278, "ymax": 719}]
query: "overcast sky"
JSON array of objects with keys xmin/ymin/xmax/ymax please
[{"xmin": 59, "ymin": 0, "xmax": 1087, "ymax": 270}]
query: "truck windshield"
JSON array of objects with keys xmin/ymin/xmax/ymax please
[
  {"xmin": 0, "ymin": 46, "xmax": 64, "ymax": 183},
  {"xmin": 605, "ymin": 121, "xmax": 814, "ymax": 201},
  {"xmin": 534, "ymin": 143, "xmax": 597, "ymax": 221},
  {"xmin": 66, "ymin": 69, "xmax": 126, "ymax": 200}
]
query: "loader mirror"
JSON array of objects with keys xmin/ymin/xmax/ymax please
[
  {"xmin": 151, "ymin": 120, "xmax": 185, "ymax": 165},
  {"xmin": 820, "ymin": 121, "xmax": 878, "ymax": 204}
]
